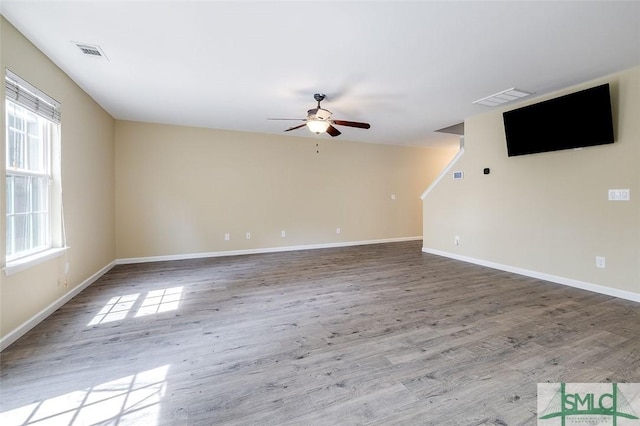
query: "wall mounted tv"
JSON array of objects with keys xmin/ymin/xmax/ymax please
[{"xmin": 503, "ymin": 83, "xmax": 614, "ymax": 157}]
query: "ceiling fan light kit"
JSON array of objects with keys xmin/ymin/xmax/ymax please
[
  {"xmin": 307, "ymin": 120, "xmax": 330, "ymax": 134},
  {"xmin": 269, "ymin": 93, "xmax": 370, "ymax": 138}
]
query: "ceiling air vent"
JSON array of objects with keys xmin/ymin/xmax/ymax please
[
  {"xmin": 473, "ymin": 88, "xmax": 532, "ymax": 107},
  {"xmin": 74, "ymin": 42, "xmax": 108, "ymax": 59}
]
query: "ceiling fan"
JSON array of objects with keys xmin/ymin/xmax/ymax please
[{"xmin": 268, "ymin": 93, "xmax": 370, "ymax": 137}]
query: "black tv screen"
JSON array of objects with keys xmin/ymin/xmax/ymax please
[{"xmin": 503, "ymin": 84, "xmax": 614, "ymax": 157}]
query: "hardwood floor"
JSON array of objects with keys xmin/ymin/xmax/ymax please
[{"xmin": 1, "ymin": 241, "xmax": 639, "ymax": 425}]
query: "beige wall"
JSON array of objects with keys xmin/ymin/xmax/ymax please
[
  {"xmin": 0, "ymin": 16, "xmax": 457, "ymax": 344},
  {"xmin": 115, "ymin": 121, "xmax": 457, "ymax": 259},
  {"xmin": 423, "ymin": 67, "xmax": 640, "ymax": 295},
  {"xmin": 1, "ymin": 18, "xmax": 116, "ymax": 338}
]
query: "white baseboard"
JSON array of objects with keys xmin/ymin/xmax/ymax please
[
  {"xmin": 0, "ymin": 261, "xmax": 116, "ymax": 352},
  {"xmin": 422, "ymin": 247, "xmax": 640, "ymax": 303},
  {"xmin": 5, "ymin": 240, "xmax": 633, "ymax": 352},
  {"xmin": 116, "ymin": 236, "xmax": 423, "ymax": 265}
]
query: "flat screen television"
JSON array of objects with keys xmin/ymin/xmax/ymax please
[{"xmin": 503, "ymin": 83, "xmax": 614, "ymax": 157}]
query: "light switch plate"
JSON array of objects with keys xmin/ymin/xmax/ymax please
[{"xmin": 608, "ymin": 189, "xmax": 630, "ymax": 201}]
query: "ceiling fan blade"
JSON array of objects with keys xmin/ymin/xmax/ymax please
[
  {"xmin": 326, "ymin": 125, "xmax": 342, "ymax": 137},
  {"xmin": 332, "ymin": 120, "xmax": 371, "ymax": 129},
  {"xmin": 284, "ymin": 123, "xmax": 307, "ymax": 132}
]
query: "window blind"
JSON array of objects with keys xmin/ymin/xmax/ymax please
[{"xmin": 5, "ymin": 69, "xmax": 61, "ymax": 124}]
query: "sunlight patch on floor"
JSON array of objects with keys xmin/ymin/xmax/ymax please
[
  {"xmin": 135, "ymin": 287, "xmax": 183, "ymax": 318},
  {"xmin": 0, "ymin": 364, "xmax": 170, "ymax": 426},
  {"xmin": 87, "ymin": 287, "xmax": 184, "ymax": 326},
  {"xmin": 87, "ymin": 294, "xmax": 140, "ymax": 326}
]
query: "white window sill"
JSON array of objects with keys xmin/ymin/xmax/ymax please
[{"xmin": 3, "ymin": 247, "xmax": 68, "ymax": 277}]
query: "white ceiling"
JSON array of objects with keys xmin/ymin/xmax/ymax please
[{"xmin": 2, "ymin": 1, "xmax": 639, "ymax": 147}]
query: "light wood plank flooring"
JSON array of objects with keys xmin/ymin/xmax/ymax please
[{"xmin": 1, "ymin": 241, "xmax": 639, "ymax": 425}]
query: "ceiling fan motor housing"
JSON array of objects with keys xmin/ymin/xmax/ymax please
[{"xmin": 307, "ymin": 108, "xmax": 332, "ymax": 121}]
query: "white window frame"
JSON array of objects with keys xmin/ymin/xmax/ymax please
[
  {"xmin": 6, "ymin": 103, "xmax": 53, "ymax": 260},
  {"xmin": 4, "ymin": 70, "xmax": 65, "ymax": 276}
]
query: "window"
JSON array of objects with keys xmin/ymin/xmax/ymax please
[{"xmin": 5, "ymin": 71, "xmax": 62, "ymax": 267}]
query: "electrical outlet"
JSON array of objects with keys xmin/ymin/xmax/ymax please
[
  {"xmin": 224, "ymin": 233, "xmax": 230, "ymax": 241},
  {"xmin": 595, "ymin": 256, "xmax": 606, "ymax": 269},
  {"xmin": 246, "ymin": 232, "xmax": 251, "ymax": 240},
  {"xmin": 454, "ymin": 236, "xmax": 460, "ymax": 246},
  {"xmin": 391, "ymin": 194, "xmax": 396, "ymax": 200},
  {"xmin": 336, "ymin": 227, "xmax": 341, "ymax": 234},
  {"xmin": 281, "ymin": 230, "xmax": 286, "ymax": 238}
]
